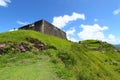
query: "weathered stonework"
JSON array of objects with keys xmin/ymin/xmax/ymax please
[{"xmin": 19, "ymin": 20, "xmax": 67, "ymax": 39}]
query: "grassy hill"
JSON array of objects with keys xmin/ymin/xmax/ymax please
[{"xmin": 0, "ymin": 30, "xmax": 120, "ymax": 80}]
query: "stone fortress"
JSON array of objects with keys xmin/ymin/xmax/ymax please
[{"xmin": 19, "ymin": 19, "xmax": 67, "ymax": 39}]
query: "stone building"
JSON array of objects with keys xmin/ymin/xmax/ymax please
[{"xmin": 19, "ymin": 20, "xmax": 67, "ymax": 39}]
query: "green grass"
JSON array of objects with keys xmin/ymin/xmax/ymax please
[
  {"xmin": 0, "ymin": 52, "xmax": 75, "ymax": 80},
  {"xmin": 0, "ymin": 53, "xmax": 59, "ymax": 80},
  {"xmin": 0, "ymin": 30, "xmax": 71, "ymax": 50},
  {"xmin": 0, "ymin": 60, "xmax": 58, "ymax": 80},
  {"xmin": 0, "ymin": 30, "xmax": 120, "ymax": 80}
]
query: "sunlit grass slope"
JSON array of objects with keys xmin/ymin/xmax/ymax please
[{"xmin": 0, "ymin": 30, "xmax": 120, "ymax": 80}]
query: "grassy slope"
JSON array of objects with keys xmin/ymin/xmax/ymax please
[
  {"xmin": 0, "ymin": 30, "xmax": 71, "ymax": 50},
  {"xmin": 0, "ymin": 54, "xmax": 59, "ymax": 80},
  {"xmin": 0, "ymin": 30, "xmax": 120, "ymax": 80}
]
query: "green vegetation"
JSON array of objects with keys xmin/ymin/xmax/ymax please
[
  {"xmin": 0, "ymin": 30, "xmax": 120, "ymax": 80},
  {"xmin": 0, "ymin": 53, "xmax": 59, "ymax": 80}
]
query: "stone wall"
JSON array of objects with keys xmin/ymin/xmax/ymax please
[
  {"xmin": 43, "ymin": 20, "xmax": 67, "ymax": 39},
  {"xmin": 19, "ymin": 20, "xmax": 67, "ymax": 39}
]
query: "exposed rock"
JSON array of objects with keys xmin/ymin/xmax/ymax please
[
  {"xmin": 0, "ymin": 38, "xmax": 57, "ymax": 54},
  {"xmin": 0, "ymin": 43, "xmax": 7, "ymax": 54},
  {"xmin": 26, "ymin": 37, "xmax": 45, "ymax": 50},
  {"xmin": 0, "ymin": 38, "xmax": 47, "ymax": 54},
  {"xmin": 0, "ymin": 43, "xmax": 7, "ymax": 48},
  {"xmin": 112, "ymin": 49, "xmax": 118, "ymax": 53},
  {"xmin": 0, "ymin": 47, "xmax": 5, "ymax": 54},
  {"xmin": 13, "ymin": 43, "xmax": 31, "ymax": 52},
  {"xmin": 115, "ymin": 69, "xmax": 120, "ymax": 73},
  {"xmin": 110, "ymin": 61, "xmax": 118, "ymax": 66}
]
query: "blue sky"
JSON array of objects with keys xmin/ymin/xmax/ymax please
[{"xmin": 0, "ymin": 0, "xmax": 120, "ymax": 44}]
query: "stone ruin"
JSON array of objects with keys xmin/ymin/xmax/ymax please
[{"xmin": 19, "ymin": 19, "xmax": 67, "ymax": 39}]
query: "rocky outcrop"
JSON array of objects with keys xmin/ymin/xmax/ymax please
[
  {"xmin": 115, "ymin": 69, "xmax": 120, "ymax": 73},
  {"xmin": 0, "ymin": 43, "xmax": 7, "ymax": 55},
  {"xmin": 0, "ymin": 37, "xmax": 57, "ymax": 54},
  {"xmin": 12, "ymin": 43, "xmax": 31, "ymax": 52},
  {"xmin": 26, "ymin": 37, "xmax": 45, "ymax": 50},
  {"xmin": 0, "ymin": 38, "xmax": 45, "ymax": 54}
]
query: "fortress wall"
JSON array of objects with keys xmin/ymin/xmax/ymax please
[
  {"xmin": 43, "ymin": 20, "xmax": 67, "ymax": 39},
  {"xmin": 34, "ymin": 20, "xmax": 43, "ymax": 32},
  {"xmin": 19, "ymin": 20, "xmax": 67, "ymax": 39}
]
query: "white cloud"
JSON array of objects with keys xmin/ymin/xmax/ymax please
[
  {"xmin": 106, "ymin": 34, "xmax": 120, "ymax": 44},
  {"xmin": 66, "ymin": 27, "xmax": 78, "ymax": 42},
  {"xmin": 17, "ymin": 21, "xmax": 29, "ymax": 25},
  {"xmin": 52, "ymin": 12, "xmax": 120, "ymax": 44},
  {"xmin": 78, "ymin": 24, "xmax": 108, "ymax": 40},
  {"xmin": 52, "ymin": 12, "xmax": 85, "ymax": 28},
  {"xmin": 113, "ymin": 8, "xmax": 120, "ymax": 15},
  {"xmin": 0, "ymin": 0, "xmax": 11, "ymax": 7},
  {"xmin": 68, "ymin": 37, "xmax": 78, "ymax": 42},
  {"xmin": 108, "ymin": 34, "xmax": 116, "ymax": 42},
  {"xmin": 77, "ymin": 24, "xmax": 120, "ymax": 44},
  {"xmin": 66, "ymin": 27, "xmax": 76, "ymax": 36}
]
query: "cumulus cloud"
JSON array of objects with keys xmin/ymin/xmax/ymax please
[
  {"xmin": 78, "ymin": 24, "xmax": 108, "ymax": 40},
  {"xmin": 66, "ymin": 27, "xmax": 78, "ymax": 42},
  {"xmin": 52, "ymin": 12, "xmax": 120, "ymax": 44},
  {"xmin": 17, "ymin": 21, "xmax": 29, "ymax": 25},
  {"xmin": 113, "ymin": 8, "xmax": 120, "ymax": 15},
  {"xmin": 52, "ymin": 12, "xmax": 85, "ymax": 28},
  {"xmin": 77, "ymin": 24, "xmax": 120, "ymax": 44},
  {"xmin": 0, "ymin": 0, "xmax": 11, "ymax": 7}
]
